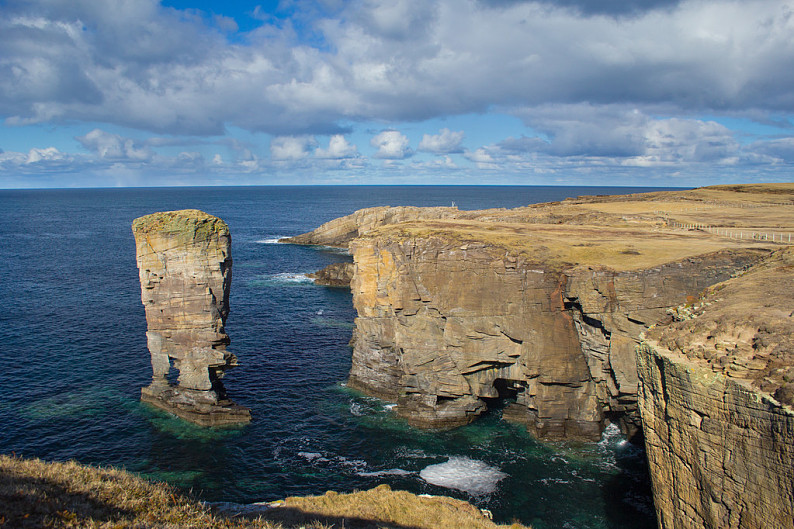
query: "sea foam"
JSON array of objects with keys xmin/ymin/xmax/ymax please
[{"xmin": 419, "ymin": 456, "xmax": 506, "ymax": 495}]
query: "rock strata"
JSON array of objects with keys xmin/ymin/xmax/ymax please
[
  {"xmin": 287, "ymin": 185, "xmax": 790, "ymax": 441},
  {"xmin": 280, "ymin": 206, "xmax": 460, "ymax": 247},
  {"xmin": 637, "ymin": 247, "xmax": 794, "ymax": 528},
  {"xmin": 309, "ymin": 262, "xmax": 354, "ymax": 287},
  {"xmin": 348, "ymin": 232, "xmax": 764, "ymax": 440},
  {"xmin": 133, "ymin": 209, "xmax": 251, "ymax": 426}
]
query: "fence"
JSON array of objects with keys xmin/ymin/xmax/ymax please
[{"xmin": 666, "ymin": 220, "xmax": 793, "ymax": 244}]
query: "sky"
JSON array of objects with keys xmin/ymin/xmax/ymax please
[{"xmin": 1, "ymin": 0, "xmax": 794, "ymax": 188}]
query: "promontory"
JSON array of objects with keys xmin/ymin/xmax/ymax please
[{"xmin": 284, "ymin": 183, "xmax": 794, "ymax": 528}]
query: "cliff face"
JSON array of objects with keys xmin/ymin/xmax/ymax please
[
  {"xmin": 637, "ymin": 247, "xmax": 794, "ymax": 528},
  {"xmin": 133, "ymin": 209, "xmax": 251, "ymax": 426},
  {"xmin": 348, "ymin": 232, "xmax": 764, "ymax": 440}
]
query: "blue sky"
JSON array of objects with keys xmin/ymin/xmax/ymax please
[{"xmin": 1, "ymin": 0, "xmax": 793, "ymax": 188}]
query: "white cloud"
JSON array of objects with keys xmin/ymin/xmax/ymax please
[
  {"xmin": 315, "ymin": 135, "xmax": 358, "ymax": 159},
  {"xmin": 77, "ymin": 129, "xmax": 152, "ymax": 161},
  {"xmin": 371, "ymin": 130, "xmax": 412, "ymax": 159},
  {"xmin": 418, "ymin": 128, "xmax": 464, "ymax": 153},
  {"xmin": 270, "ymin": 136, "xmax": 318, "ymax": 160},
  {"xmin": 1, "ymin": 0, "xmax": 792, "ymax": 137},
  {"xmin": 464, "ymin": 147, "xmax": 499, "ymax": 169},
  {"xmin": 0, "ymin": 146, "xmax": 81, "ymax": 174}
]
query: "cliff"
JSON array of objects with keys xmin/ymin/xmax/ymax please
[
  {"xmin": 280, "ymin": 206, "xmax": 461, "ymax": 247},
  {"xmin": 286, "ymin": 184, "xmax": 792, "ymax": 442},
  {"xmin": 132, "ymin": 209, "xmax": 250, "ymax": 426},
  {"xmin": 348, "ymin": 227, "xmax": 766, "ymax": 440},
  {"xmin": 637, "ymin": 246, "xmax": 794, "ymax": 528}
]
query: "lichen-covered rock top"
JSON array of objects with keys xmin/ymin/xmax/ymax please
[
  {"xmin": 132, "ymin": 209, "xmax": 229, "ymax": 240},
  {"xmin": 133, "ymin": 208, "xmax": 249, "ymax": 426}
]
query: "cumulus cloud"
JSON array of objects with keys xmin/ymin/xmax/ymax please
[
  {"xmin": 315, "ymin": 135, "xmax": 358, "ymax": 159},
  {"xmin": 481, "ymin": 0, "xmax": 683, "ymax": 17},
  {"xmin": 746, "ymin": 137, "xmax": 794, "ymax": 163},
  {"xmin": 505, "ymin": 105, "xmax": 742, "ymax": 165},
  {"xmin": 371, "ymin": 130, "xmax": 412, "ymax": 159},
  {"xmin": 77, "ymin": 129, "xmax": 152, "ymax": 161},
  {"xmin": 0, "ymin": 146, "xmax": 81, "ymax": 174},
  {"xmin": 418, "ymin": 128, "xmax": 464, "ymax": 154},
  {"xmin": 270, "ymin": 136, "xmax": 318, "ymax": 160},
  {"xmin": 0, "ymin": 0, "xmax": 792, "ymax": 137}
]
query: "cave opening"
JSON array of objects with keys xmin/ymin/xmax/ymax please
[
  {"xmin": 166, "ymin": 357, "xmax": 179, "ymax": 386},
  {"xmin": 481, "ymin": 378, "xmax": 521, "ymax": 413}
]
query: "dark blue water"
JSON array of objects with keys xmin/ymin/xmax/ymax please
[{"xmin": 0, "ymin": 186, "xmax": 668, "ymax": 528}]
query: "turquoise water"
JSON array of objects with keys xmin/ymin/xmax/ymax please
[{"xmin": 0, "ymin": 186, "xmax": 664, "ymax": 528}]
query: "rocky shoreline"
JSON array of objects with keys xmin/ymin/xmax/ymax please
[{"xmin": 285, "ymin": 183, "xmax": 794, "ymax": 527}]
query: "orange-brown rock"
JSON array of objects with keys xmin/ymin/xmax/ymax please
[
  {"xmin": 309, "ymin": 262, "xmax": 354, "ymax": 287},
  {"xmin": 637, "ymin": 246, "xmax": 794, "ymax": 528},
  {"xmin": 280, "ymin": 206, "xmax": 460, "ymax": 248},
  {"xmin": 133, "ymin": 209, "xmax": 250, "ymax": 427},
  {"xmin": 348, "ymin": 232, "xmax": 764, "ymax": 440},
  {"xmin": 287, "ymin": 184, "xmax": 790, "ymax": 441}
]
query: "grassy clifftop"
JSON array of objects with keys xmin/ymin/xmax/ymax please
[{"xmin": 0, "ymin": 455, "xmax": 528, "ymax": 529}]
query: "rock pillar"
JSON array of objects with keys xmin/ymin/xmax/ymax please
[{"xmin": 132, "ymin": 209, "xmax": 251, "ymax": 426}]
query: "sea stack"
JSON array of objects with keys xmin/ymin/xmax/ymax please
[{"xmin": 132, "ymin": 209, "xmax": 251, "ymax": 426}]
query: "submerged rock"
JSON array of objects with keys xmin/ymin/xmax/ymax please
[
  {"xmin": 132, "ymin": 209, "xmax": 251, "ymax": 427},
  {"xmin": 308, "ymin": 262, "xmax": 354, "ymax": 287}
]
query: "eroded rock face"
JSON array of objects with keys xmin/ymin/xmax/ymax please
[
  {"xmin": 637, "ymin": 247, "xmax": 794, "ymax": 528},
  {"xmin": 308, "ymin": 262, "xmax": 355, "ymax": 287},
  {"xmin": 133, "ymin": 209, "xmax": 251, "ymax": 426},
  {"xmin": 280, "ymin": 206, "xmax": 460, "ymax": 248},
  {"xmin": 348, "ymin": 234, "xmax": 764, "ymax": 440}
]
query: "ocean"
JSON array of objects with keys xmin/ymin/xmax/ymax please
[{"xmin": 0, "ymin": 186, "xmax": 667, "ymax": 528}]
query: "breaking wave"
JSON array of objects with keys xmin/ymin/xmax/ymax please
[{"xmin": 419, "ymin": 456, "xmax": 507, "ymax": 496}]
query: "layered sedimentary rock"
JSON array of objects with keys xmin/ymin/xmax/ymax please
[
  {"xmin": 133, "ymin": 210, "xmax": 251, "ymax": 426},
  {"xmin": 637, "ymin": 247, "xmax": 794, "ymax": 528},
  {"xmin": 287, "ymin": 185, "xmax": 791, "ymax": 441},
  {"xmin": 348, "ymin": 230, "xmax": 764, "ymax": 440},
  {"xmin": 309, "ymin": 262, "xmax": 355, "ymax": 287},
  {"xmin": 280, "ymin": 206, "xmax": 460, "ymax": 247}
]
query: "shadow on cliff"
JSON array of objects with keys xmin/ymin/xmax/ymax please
[
  {"xmin": 0, "ymin": 471, "xmax": 136, "ymax": 526},
  {"xmin": 600, "ymin": 439, "xmax": 657, "ymax": 529},
  {"xmin": 246, "ymin": 507, "xmax": 428, "ymax": 529}
]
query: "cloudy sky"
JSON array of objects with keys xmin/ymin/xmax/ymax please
[{"xmin": 1, "ymin": 0, "xmax": 793, "ymax": 188}]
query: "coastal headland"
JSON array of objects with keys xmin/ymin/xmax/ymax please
[{"xmin": 285, "ymin": 183, "xmax": 794, "ymax": 527}]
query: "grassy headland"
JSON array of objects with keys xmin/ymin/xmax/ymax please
[{"xmin": 0, "ymin": 455, "xmax": 528, "ymax": 529}]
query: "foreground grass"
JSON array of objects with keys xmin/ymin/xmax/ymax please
[{"xmin": 0, "ymin": 455, "xmax": 528, "ymax": 529}]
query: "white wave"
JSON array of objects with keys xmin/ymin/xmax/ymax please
[
  {"xmin": 350, "ymin": 402, "xmax": 364, "ymax": 416},
  {"xmin": 297, "ymin": 451, "xmax": 325, "ymax": 461},
  {"xmin": 274, "ymin": 272, "xmax": 314, "ymax": 283},
  {"xmin": 337, "ymin": 456, "xmax": 367, "ymax": 471},
  {"xmin": 598, "ymin": 423, "xmax": 623, "ymax": 446},
  {"xmin": 357, "ymin": 468, "xmax": 414, "ymax": 477},
  {"xmin": 255, "ymin": 237, "xmax": 286, "ymax": 244},
  {"xmin": 419, "ymin": 456, "xmax": 506, "ymax": 495}
]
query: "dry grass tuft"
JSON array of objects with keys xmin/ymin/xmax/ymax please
[
  {"xmin": 261, "ymin": 484, "xmax": 529, "ymax": 529},
  {"xmin": 0, "ymin": 455, "xmax": 528, "ymax": 529}
]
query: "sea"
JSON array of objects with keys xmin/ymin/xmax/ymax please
[{"xmin": 0, "ymin": 186, "xmax": 670, "ymax": 529}]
